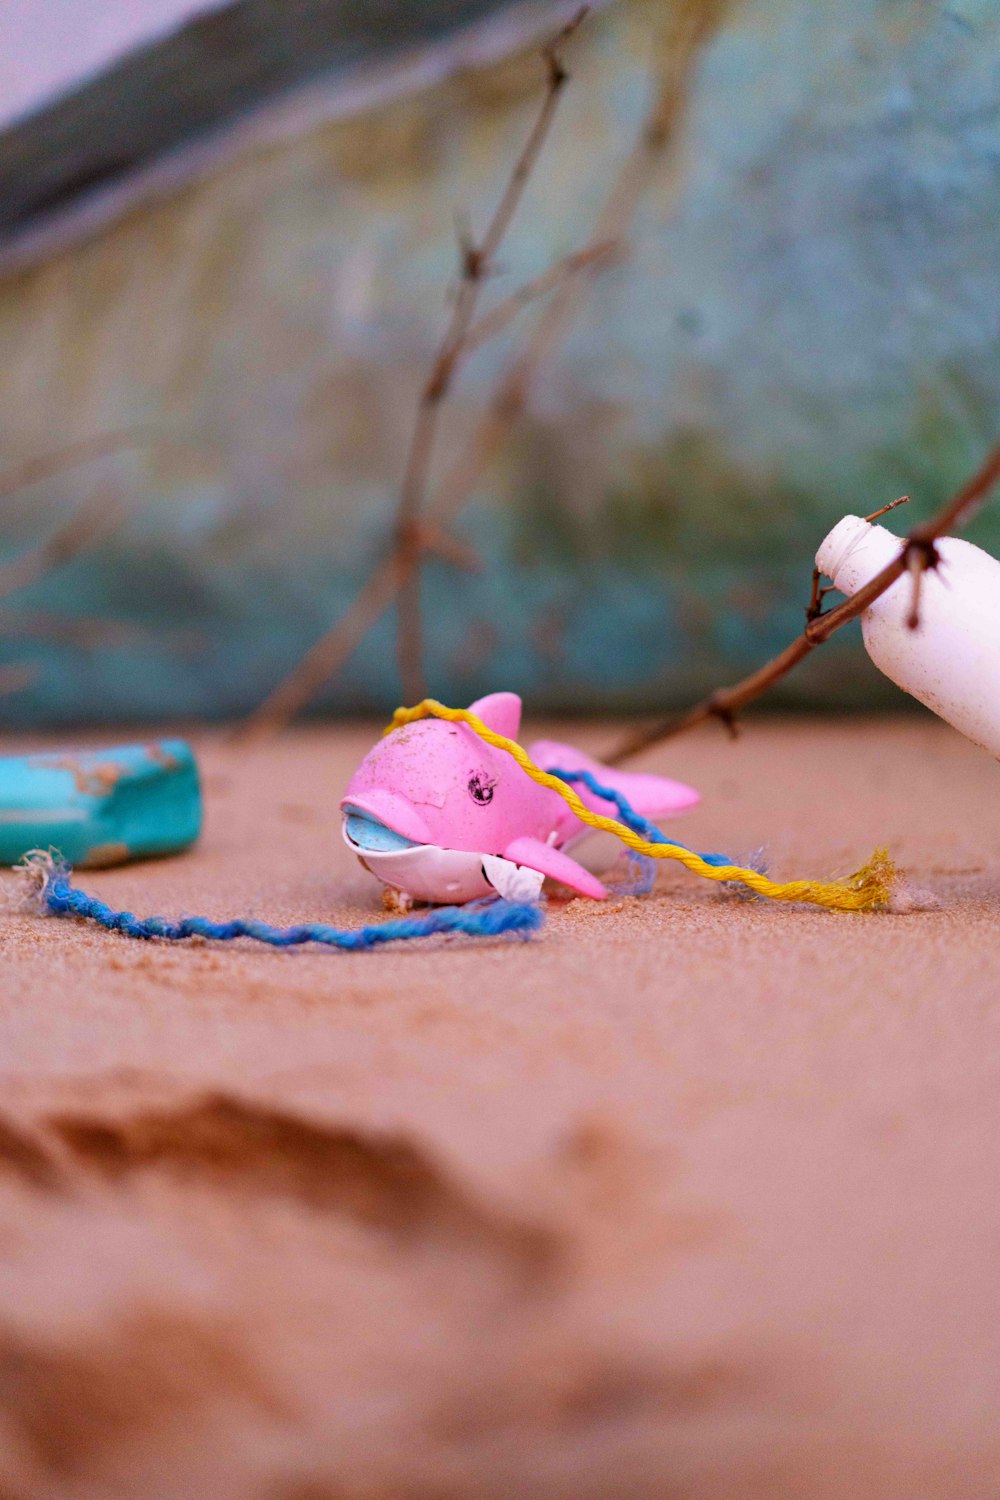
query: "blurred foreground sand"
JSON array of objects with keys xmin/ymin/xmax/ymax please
[{"xmin": 1, "ymin": 717, "xmax": 999, "ymax": 1498}]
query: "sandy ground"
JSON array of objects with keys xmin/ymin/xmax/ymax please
[{"xmin": 1, "ymin": 715, "xmax": 999, "ymax": 1499}]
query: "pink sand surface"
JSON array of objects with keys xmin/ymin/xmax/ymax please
[{"xmin": 1, "ymin": 716, "xmax": 998, "ymax": 1498}]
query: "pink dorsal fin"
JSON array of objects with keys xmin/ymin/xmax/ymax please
[
  {"xmin": 503, "ymin": 836, "xmax": 607, "ymax": 899},
  {"xmin": 528, "ymin": 740, "xmax": 699, "ymax": 819},
  {"xmin": 468, "ymin": 692, "xmax": 522, "ymax": 740}
]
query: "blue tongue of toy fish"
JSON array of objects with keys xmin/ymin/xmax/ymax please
[{"xmin": 344, "ymin": 810, "xmax": 419, "ymax": 853}]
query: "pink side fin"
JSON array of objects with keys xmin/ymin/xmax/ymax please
[
  {"xmin": 528, "ymin": 740, "xmax": 699, "ymax": 819},
  {"xmin": 503, "ymin": 836, "xmax": 607, "ymax": 900},
  {"xmin": 468, "ymin": 692, "xmax": 522, "ymax": 740}
]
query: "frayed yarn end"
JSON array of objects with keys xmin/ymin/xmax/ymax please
[
  {"xmin": 718, "ymin": 847, "xmax": 769, "ymax": 902},
  {"xmin": 845, "ymin": 847, "xmax": 898, "ymax": 911},
  {"xmin": 606, "ymin": 852, "xmax": 657, "ymax": 897},
  {"xmin": 7, "ymin": 849, "xmax": 64, "ymax": 913}
]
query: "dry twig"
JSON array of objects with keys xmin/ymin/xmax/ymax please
[
  {"xmin": 0, "ymin": 607, "xmax": 206, "ymax": 652},
  {"xmin": 459, "ymin": 239, "xmax": 621, "ymax": 356},
  {"xmin": 243, "ymin": 0, "xmax": 727, "ymax": 737},
  {"xmin": 240, "ymin": 563, "xmax": 402, "ymax": 738},
  {"xmin": 394, "ymin": 4, "xmax": 589, "ymax": 702},
  {"xmin": 429, "ymin": 0, "xmax": 731, "ymax": 528},
  {"xmin": 243, "ymin": 6, "xmax": 600, "ymax": 735},
  {"xmin": 605, "ymin": 440, "xmax": 1000, "ymax": 765},
  {"xmin": 0, "ymin": 428, "xmax": 154, "ymax": 503},
  {"xmin": 0, "ymin": 429, "xmax": 166, "ymax": 689},
  {"xmin": 805, "ymin": 495, "xmax": 910, "ymax": 623},
  {"xmin": 0, "ymin": 427, "xmax": 165, "ymax": 601},
  {"xmin": 0, "ymin": 493, "xmax": 126, "ymax": 600}
]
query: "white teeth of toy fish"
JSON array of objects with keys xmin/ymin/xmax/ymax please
[{"xmin": 481, "ymin": 855, "xmax": 544, "ymax": 903}]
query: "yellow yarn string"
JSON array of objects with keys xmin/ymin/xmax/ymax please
[{"xmin": 386, "ymin": 700, "xmax": 896, "ymax": 913}]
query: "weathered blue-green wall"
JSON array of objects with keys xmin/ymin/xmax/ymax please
[{"xmin": 0, "ymin": 0, "xmax": 998, "ymax": 724}]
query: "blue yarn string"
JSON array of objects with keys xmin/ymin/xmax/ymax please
[
  {"xmin": 38, "ymin": 865, "xmax": 542, "ymax": 950},
  {"xmin": 33, "ymin": 771, "xmax": 732, "ymax": 950},
  {"xmin": 550, "ymin": 768, "xmax": 732, "ymax": 866}
]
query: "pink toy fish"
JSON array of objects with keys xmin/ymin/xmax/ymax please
[{"xmin": 341, "ymin": 693, "xmax": 699, "ymax": 904}]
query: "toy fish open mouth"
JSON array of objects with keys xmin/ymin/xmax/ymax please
[
  {"xmin": 343, "ymin": 808, "xmax": 419, "ymax": 854},
  {"xmin": 341, "ymin": 802, "xmax": 544, "ymax": 905}
]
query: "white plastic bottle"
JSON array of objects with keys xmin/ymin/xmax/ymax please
[{"xmin": 815, "ymin": 516, "xmax": 1000, "ymax": 758}]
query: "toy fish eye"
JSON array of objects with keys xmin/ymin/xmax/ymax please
[{"xmin": 468, "ymin": 773, "xmax": 496, "ymax": 805}]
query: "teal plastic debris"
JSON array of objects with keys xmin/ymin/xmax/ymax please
[{"xmin": 0, "ymin": 740, "xmax": 201, "ymax": 867}]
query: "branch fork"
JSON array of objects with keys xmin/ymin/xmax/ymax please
[
  {"xmin": 242, "ymin": 0, "xmax": 740, "ymax": 737},
  {"xmin": 607, "ymin": 449, "xmax": 1000, "ymax": 765}
]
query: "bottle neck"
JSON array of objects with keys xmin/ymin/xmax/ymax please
[{"xmin": 815, "ymin": 516, "xmax": 902, "ymax": 597}]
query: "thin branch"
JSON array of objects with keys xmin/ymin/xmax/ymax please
[
  {"xmin": 905, "ymin": 546, "xmax": 926, "ymax": 632},
  {"xmin": 240, "ymin": 517, "xmax": 484, "ymax": 741},
  {"xmin": 0, "ymin": 607, "xmax": 206, "ymax": 651},
  {"xmin": 0, "ymin": 430, "xmax": 175, "ymax": 701},
  {"xmin": 241, "ymin": 0, "xmax": 726, "ymax": 737},
  {"xmin": 239, "ymin": 228, "xmax": 585, "ymax": 739},
  {"xmin": 806, "ymin": 497, "xmax": 910, "ymax": 622},
  {"xmin": 605, "ymin": 442, "xmax": 1000, "ymax": 765},
  {"xmin": 0, "ymin": 428, "xmax": 155, "ymax": 502},
  {"xmin": 0, "ymin": 493, "xmax": 126, "ymax": 600},
  {"xmin": 428, "ymin": 0, "xmax": 732, "ymax": 527},
  {"xmin": 804, "ymin": 568, "xmax": 834, "ymax": 624},
  {"xmin": 460, "ymin": 239, "xmax": 621, "ymax": 356},
  {"xmin": 394, "ymin": 4, "xmax": 589, "ymax": 701},
  {"xmin": 416, "ymin": 521, "xmax": 484, "ymax": 573},
  {"xmin": 243, "ymin": 7, "xmax": 592, "ymax": 735},
  {"xmin": 241, "ymin": 560, "xmax": 402, "ymax": 741},
  {"xmin": 865, "ymin": 494, "xmax": 911, "ymax": 524},
  {"xmin": 0, "ymin": 428, "xmax": 172, "ymax": 600}
]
